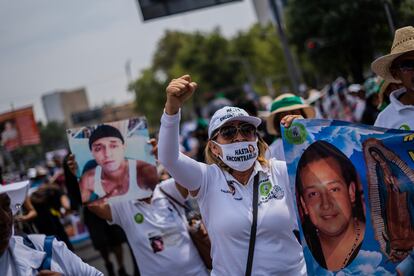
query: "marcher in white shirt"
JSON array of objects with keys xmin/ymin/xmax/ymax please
[
  {"xmin": 68, "ymin": 152, "xmax": 209, "ymax": 276},
  {"xmin": 265, "ymin": 93, "xmax": 315, "ymax": 161},
  {"xmin": 0, "ymin": 181, "xmax": 103, "ymax": 276},
  {"xmin": 158, "ymin": 75, "xmax": 306, "ymax": 276},
  {"xmin": 372, "ymin": 26, "xmax": 414, "ymax": 130}
]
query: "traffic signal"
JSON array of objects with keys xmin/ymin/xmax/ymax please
[
  {"xmin": 305, "ymin": 39, "xmax": 321, "ymax": 51},
  {"xmin": 306, "ymin": 40, "xmax": 317, "ymax": 50}
]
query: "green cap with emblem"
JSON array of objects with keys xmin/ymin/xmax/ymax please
[{"xmin": 266, "ymin": 93, "xmax": 315, "ymax": 135}]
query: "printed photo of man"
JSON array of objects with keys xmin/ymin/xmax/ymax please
[
  {"xmin": 79, "ymin": 124, "xmax": 156, "ymax": 205},
  {"xmin": 295, "ymin": 140, "xmax": 366, "ymax": 271}
]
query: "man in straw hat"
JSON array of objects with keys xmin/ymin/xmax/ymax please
[
  {"xmin": 266, "ymin": 93, "xmax": 315, "ymax": 160},
  {"xmin": 0, "ymin": 181, "xmax": 103, "ymax": 275},
  {"xmin": 371, "ymin": 26, "xmax": 414, "ymax": 130}
]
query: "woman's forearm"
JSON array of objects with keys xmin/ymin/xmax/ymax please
[{"xmin": 158, "ymin": 110, "xmax": 205, "ymax": 192}]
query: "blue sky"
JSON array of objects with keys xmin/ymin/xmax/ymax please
[{"xmin": 0, "ymin": 0, "xmax": 257, "ymax": 122}]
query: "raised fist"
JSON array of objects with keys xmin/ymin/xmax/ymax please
[{"xmin": 165, "ymin": 74, "xmax": 197, "ymax": 115}]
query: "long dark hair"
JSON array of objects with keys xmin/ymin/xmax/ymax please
[{"xmin": 295, "ymin": 140, "xmax": 365, "ymax": 267}]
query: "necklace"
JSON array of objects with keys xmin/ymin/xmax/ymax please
[{"xmin": 341, "ymin": 219, "xmax": 361, "ymax": 269}]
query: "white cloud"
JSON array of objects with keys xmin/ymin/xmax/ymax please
[
  {"xmin": 340, "ymin": 250, "xmax": 392, "ymax": 276},
  {"xmin": 303, "ymin": 121, "xmax": 385, "ymax": 157}
]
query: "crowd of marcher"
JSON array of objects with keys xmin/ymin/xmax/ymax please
[{"xmin": 1, "ymin": 25, "xmax": 414, "ymax": 275}]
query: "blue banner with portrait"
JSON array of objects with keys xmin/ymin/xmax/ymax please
[{"xmin": 282, "ymin": 119, "xmax": 414, "ymax": 275}]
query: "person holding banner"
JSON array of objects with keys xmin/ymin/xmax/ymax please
[
  {"xmin": 372, "ymin": 26, "xmax": 414, "ymax": 130},
  {"xmin": 265, "ymin": 93, "xmax": 315, "ymax": 160},
  {"xmin": 295, "ymin": 140, "xmax": 366, "ymax": 271},
  {"xmin": 158, "ymin": 75, "xmax": 306, "ymax": 275},
  {"xmin": 67, "ymin": 149, "xmax": 210, "ymax": 276},
  {"xmin": 0, "ymin": 182, "xmax": 103, "ymax": 275},
  {"xmin": 79, "ymin": 124, "xmax": 155, "ymax": 205}
]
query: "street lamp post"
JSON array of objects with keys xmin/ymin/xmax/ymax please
[
  {"xmin": 383, "ymin": 0, "xmax": 395, "ymax": 38},
  {"xmin": 268, "ymin": 0, "xmax": 302, "ymax": 95}
]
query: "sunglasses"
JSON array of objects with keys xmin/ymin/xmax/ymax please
[
  {"xmin": 397, "ymin": 59, "xmax": 414, "ymax": 72},
  {"xmin": 214, "ymin": 123, "xmax": 257, "ymax": 141}
]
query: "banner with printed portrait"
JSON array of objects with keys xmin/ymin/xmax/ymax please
[
  {"xmin": 282, "ymin": 119, "xmax": 414, "ymax": 275},
  {"xmin": 67, "ymin": 117, "xmax": 156, "ymax": 206},
  {"xmin": 0, "ymin": 106, "xmax": 40, "ymax": 151}
]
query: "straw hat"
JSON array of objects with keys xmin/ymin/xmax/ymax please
[
  {"xmin": 371, "ymin": 26, "xmax": 414, "ymax": 83},
  {"xmin": 266, "ymin": 93, "xmax": 315, "ymax": 135}
]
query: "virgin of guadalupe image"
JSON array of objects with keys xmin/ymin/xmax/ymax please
[{"xmin": 363, "ymin": 138, "xmax": 414, "ymax": 262}]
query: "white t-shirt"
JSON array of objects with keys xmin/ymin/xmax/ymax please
[
  {"xmin": 374, "ymin": 88, "xmax": 414, "ymax": 130},
  {"xmin": 158, "ymin": 111, "xmax": 306, "ymax": 276},
  {"xmin": 109, "ymin": 178, "xmax": 208, "ymax": 276},
  {"xmin": 266, "ymin": 137, "xmax": 285, "ymax": 161}
]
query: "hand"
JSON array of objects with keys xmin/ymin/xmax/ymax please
[
  {"xmin": 37, "ymin": 270, "xmax": 62, "ymax": 276},
  {"xmin": 66, "ymin": 154, "xmax": 78, "ymax": 176},
  {"xmin": 148, "ymin": 138, "xmax": 158, "ymax": 159},
  {"xmin": 165, "ymin": 75, "xmax": 197, "ymax": 115},
  {"xmin": 280, "ymin": 114, "xmax": 304, "ymax": 129},
  {"xmin": 15, "ymin": 215, "xmax": 25, "ymax": 222}
]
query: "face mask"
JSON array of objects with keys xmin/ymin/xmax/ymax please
[{"xmin": 213, "ymin": 140, "xmax": 259, "ymax": 172}]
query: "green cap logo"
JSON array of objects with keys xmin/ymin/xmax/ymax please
[
  {"xmin": 134, "ymin": 213, "xmax": 144, "ymax": 224},
  {"xmin": 259, "ymin": 182, "xmax": 272, "ymax": 197},
  {"xmin": 284, "ymin": 122, "xmax": 307, "ymax": 145}
]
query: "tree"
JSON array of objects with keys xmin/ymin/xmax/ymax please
[
  {"xmin": 231, "ymin": 24, "xmax": 290, "ymax": 94},
  {"xmin": 285, "ymin": 0, "xmax": 414, "ymax": 83},
  {"xmin": 129, "ymin": 24, "xmax": 290, "ymax": 130}
]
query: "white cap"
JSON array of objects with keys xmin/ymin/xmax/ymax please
[
  {"xmin": 348, "ymin": 84, "xmax": 363, "ymax": 93},
  {"xmin": 0, "ymin": 181, "xmax": 30, "ymax": 215},
  {"xmin": 208, "ymin": 106, "xmax": 261, "ymax": 139}
]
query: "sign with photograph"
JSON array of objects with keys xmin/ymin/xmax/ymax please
[
  {"xmin": 0, "ymin": 106, "xmax": 40, "ymax": 151},
  {"xmin": 67, "ymin": 117, "xmax": 156, "ymax": 205},
  {"xmin": 283, "ymin": 119, "xmax": 414, "ymax": 275}
]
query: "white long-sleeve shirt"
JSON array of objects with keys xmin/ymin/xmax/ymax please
[{"xmin": 159, "ymin": 110, "xmax": 306, "ymax": 276}]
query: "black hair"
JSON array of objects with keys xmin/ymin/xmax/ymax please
[
  {"xmin": 0, "ymin": 193, "xmax": 13, "ymax": 254},
  {"xmin": 296, "ymin": 141, "xmax": 359, "ymax": 196},
  {"xmin": 88, "ymin": 125, "xmax": 124, "ymax": 150},
  {"xmin": 0, "ymin": 193, "xmax": 11, "ymax": 213}
]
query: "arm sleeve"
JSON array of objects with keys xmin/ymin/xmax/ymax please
[
  {"xmin": 52, "ymin": 238, "xmax": 104, "ymax": 276},
  {"xmin": 158, "ymin": 110, "xmax": 208, "ymax": 191},
  {"xmin": 107, "ymin": 201, "xmax": 123, "ymax": 226}
]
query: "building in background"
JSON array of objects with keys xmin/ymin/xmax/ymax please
[
  {"xmin": 71, "ymin": 102, "xmax": 138, "ymax": 127},
  {"xmin": 42, "ymin": 88, "xmax": 89, "ymax": 127}
]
